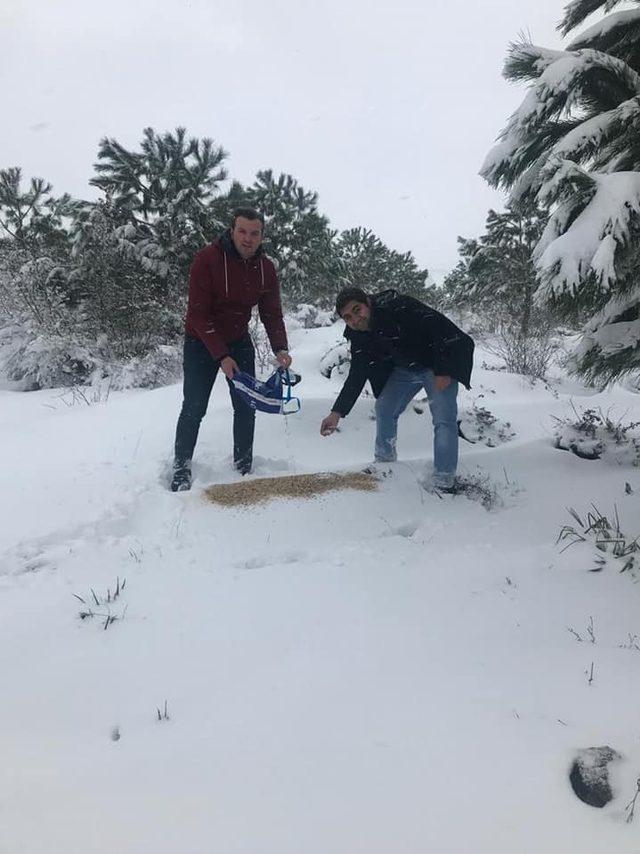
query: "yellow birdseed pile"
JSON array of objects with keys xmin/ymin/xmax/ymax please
[{"xmin": 203, "ymin": 471, "xmax": 378, "ymax": 507}]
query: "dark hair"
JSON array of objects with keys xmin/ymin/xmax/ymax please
[
  {"xmin": 335, "ymin": 287, "xmax": 370, "ymax": 316},
  {"xmin": 232, "ymin": 207, "xmax": 265, "ymax": 228}
]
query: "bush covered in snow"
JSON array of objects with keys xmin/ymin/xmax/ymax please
[
  {"xmin": 0, "ymin": 325, "xmax": 100, "ymax": 390},
  {"xmin": 448, "ymin": 470, "xmax": 505, "ymax": 510},
  {"xmin": 0, "ymin": 317, "xmax": 182, "ymax": 391},
  {"xmin": 459, "ymin": 402, "xmax": 516, "ymax": 447},
  {"xmin": 108, "ymin": 345, "xmax": 183, "ymax": 390},
  {"xmin": 288, "ymin": 303, "xmax": 335, "ymax": 329},
  {"xmin": 412, "ymin": 395, "xmax": 516, "ymax": 447},
  {"xmin": 319, "ymin": 341, "xmax": 351, "ymax": 379},
  {"xmin": 483, "ymin": 325, "xmax": 559, "ymax": 380},
  {"xmin": 553, "ymin": 405, "xmax": 640, "ymax": 464}
]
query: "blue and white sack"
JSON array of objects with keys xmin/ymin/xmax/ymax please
[{"xmin": 231, "ymin": 368, "xmax": 301, "ymax": 415}]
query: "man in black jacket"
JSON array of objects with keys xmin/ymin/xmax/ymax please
[{"xmin": 320, "ymin": 287, "xmax": 474, "ymax": 490}]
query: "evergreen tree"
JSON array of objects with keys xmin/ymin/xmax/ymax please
[
  {"xmin": 0, "ymin": 167, "xmax": 78, "ymax": 253},
  {"xmin": 465, "ymin": 202, "xmax": 547, "ymax": 337},
  {"xmin": 482, "ymin": 0, "xmax": 640, "ymax": 385},
  {"xmin": 442, "ymin": 202, "xmax": 556, "ymax": 376},
  {"xmin": 335, "ymin": 226, "xmax": 433, "ymax": 302},
  {"xmin": 440, "ymin": 237, "xmax": 480, "ymax": 312},
  {"xmin": 0, "ymin": 169, "xmax": 81, "ymax": 334},
  {"xmin": 69, "ymin": 199, "xmax": 183, "ymax": 358},
  {"xmin": 90, "ymin": 127, "xmax": 228, "ymax": 281}
]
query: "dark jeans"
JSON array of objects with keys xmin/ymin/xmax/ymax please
[{"xmin": 174, "ymin": 335, "xmax": 256, "ymax": 471}]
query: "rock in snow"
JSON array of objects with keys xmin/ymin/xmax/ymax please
[{"xmin": 569, "ymin": 746, "xmax": 622, "ymax": 807}]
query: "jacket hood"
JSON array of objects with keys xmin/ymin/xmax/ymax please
[{"xmin": 370, "ymin": 289, "xmax": 401, "ymax": 311}]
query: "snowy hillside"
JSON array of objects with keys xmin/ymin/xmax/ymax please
[{"xmin": 1, "ymin": 321, "xmax": 640, "ymax": 854}]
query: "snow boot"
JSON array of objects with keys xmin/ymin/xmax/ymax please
[
  {"xmin": 434, "ymin": 481, "xmax": 460, "ymax": 495},
  {"xmin": 362, "ymin": 462, "xmax": 394, "ymax": 478},
  {"xmin": 235, "ymin": 457, "xmax": 252, "ymax": 476},
  {"xmin": 170, "ymin": 463, "xmax": 192, "ymax": 492}
]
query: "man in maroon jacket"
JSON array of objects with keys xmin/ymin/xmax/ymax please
[{"xmin": 171, "ymin": 208, "xmax": 291, "ymax": 491}]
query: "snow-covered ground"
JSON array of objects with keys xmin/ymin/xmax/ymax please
[{"xmin": 1, "ymin": 321, "xmax": 640, "ymax": 853}]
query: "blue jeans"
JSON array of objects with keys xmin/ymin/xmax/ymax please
[{"xmin": 374, "ymin": 367, "xmax": 459, "ymax": 486}]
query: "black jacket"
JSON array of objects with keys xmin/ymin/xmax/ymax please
[{"xmin": 332, "ymin": 289, "xmax": 474, "ymax": 416}]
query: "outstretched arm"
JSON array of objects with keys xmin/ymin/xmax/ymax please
[
  {"xmin": 320, "ymin": 338, "xmax": 369, "ymax": 439},
  {"xmin": 330, "ymin": 340, "xmax": 369, "ymax": 417}
]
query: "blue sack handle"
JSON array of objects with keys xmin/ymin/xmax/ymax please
[{"xmin": 278, "ymin": 367, "xmax": 301, "ymax": 414}]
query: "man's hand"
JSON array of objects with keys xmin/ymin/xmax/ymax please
[
  {"xmin": 434, "ymin": 374, "xmax": 452, "ymax": 392},
  {"xmin": 220, "ymin": 356, "xmax": 239, "ymax": 379},
  {"xmin": 320, "ymin": 411, "xmax": 341, "ymax": 436},
  {"xmin": 275, "ymin": 349, "xmax": 292, "ymax": 369}
]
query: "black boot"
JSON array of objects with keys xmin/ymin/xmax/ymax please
[
  {"xmin": 235, "ymin": 460, "xmax": 252, "ymax": 476},
  {"xmin": 170, "ymin": 462, "xmax": 192, "ymax": 492}
]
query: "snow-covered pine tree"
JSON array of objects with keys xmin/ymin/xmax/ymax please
[
  {"xmin": 481, "ymin": 0, "xmax": 640, "ymax": 385},
  {"xmin": 0, "ymin": 168, "xmax": 82, "ymax": 338},
  {"xmin": 335, "ymin": 226, "xmax": 433, "ymax": 303},
  {"xmin": 460, "ymin": 202, "xmax": 546, "ymax": 332},
  {"xmin": 90, "ymin": 127, "xmax": 228, "ymax": 283},
  {"xmin": 439, "ymin": 237, "xmax": 480, "ymax": 313},
  {"xmin": 0, "ymin": 167, "xmax": 79, "ymax": 252},
  {"xmin": 69, "ymin": 199, "xmax": 183, "ymax": 360},
  {"xmin": 442, "ymin": 202, "xmax": 557, "ymax": 376}
]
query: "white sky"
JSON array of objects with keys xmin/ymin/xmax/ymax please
[{"xmin": 2, "ymin": 0, "xmax": 586, "ymax": 279}]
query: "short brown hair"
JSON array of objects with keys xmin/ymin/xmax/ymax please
[{"xmin": 232, "ymin": 207, "xmax": 264, "ymax": 228}]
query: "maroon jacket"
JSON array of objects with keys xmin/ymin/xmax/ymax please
[{"xmin": 184, "ymin": 232, "xmax": 288, "ymax": 361}]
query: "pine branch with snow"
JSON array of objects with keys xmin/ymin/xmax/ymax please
[
  {"xmin": 90, "ymin": 127, "xmax": 228, "ymax": 280},
  {"xmin": 482, "ymin": 6, "xmax": 640, "ymax": 384}
]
